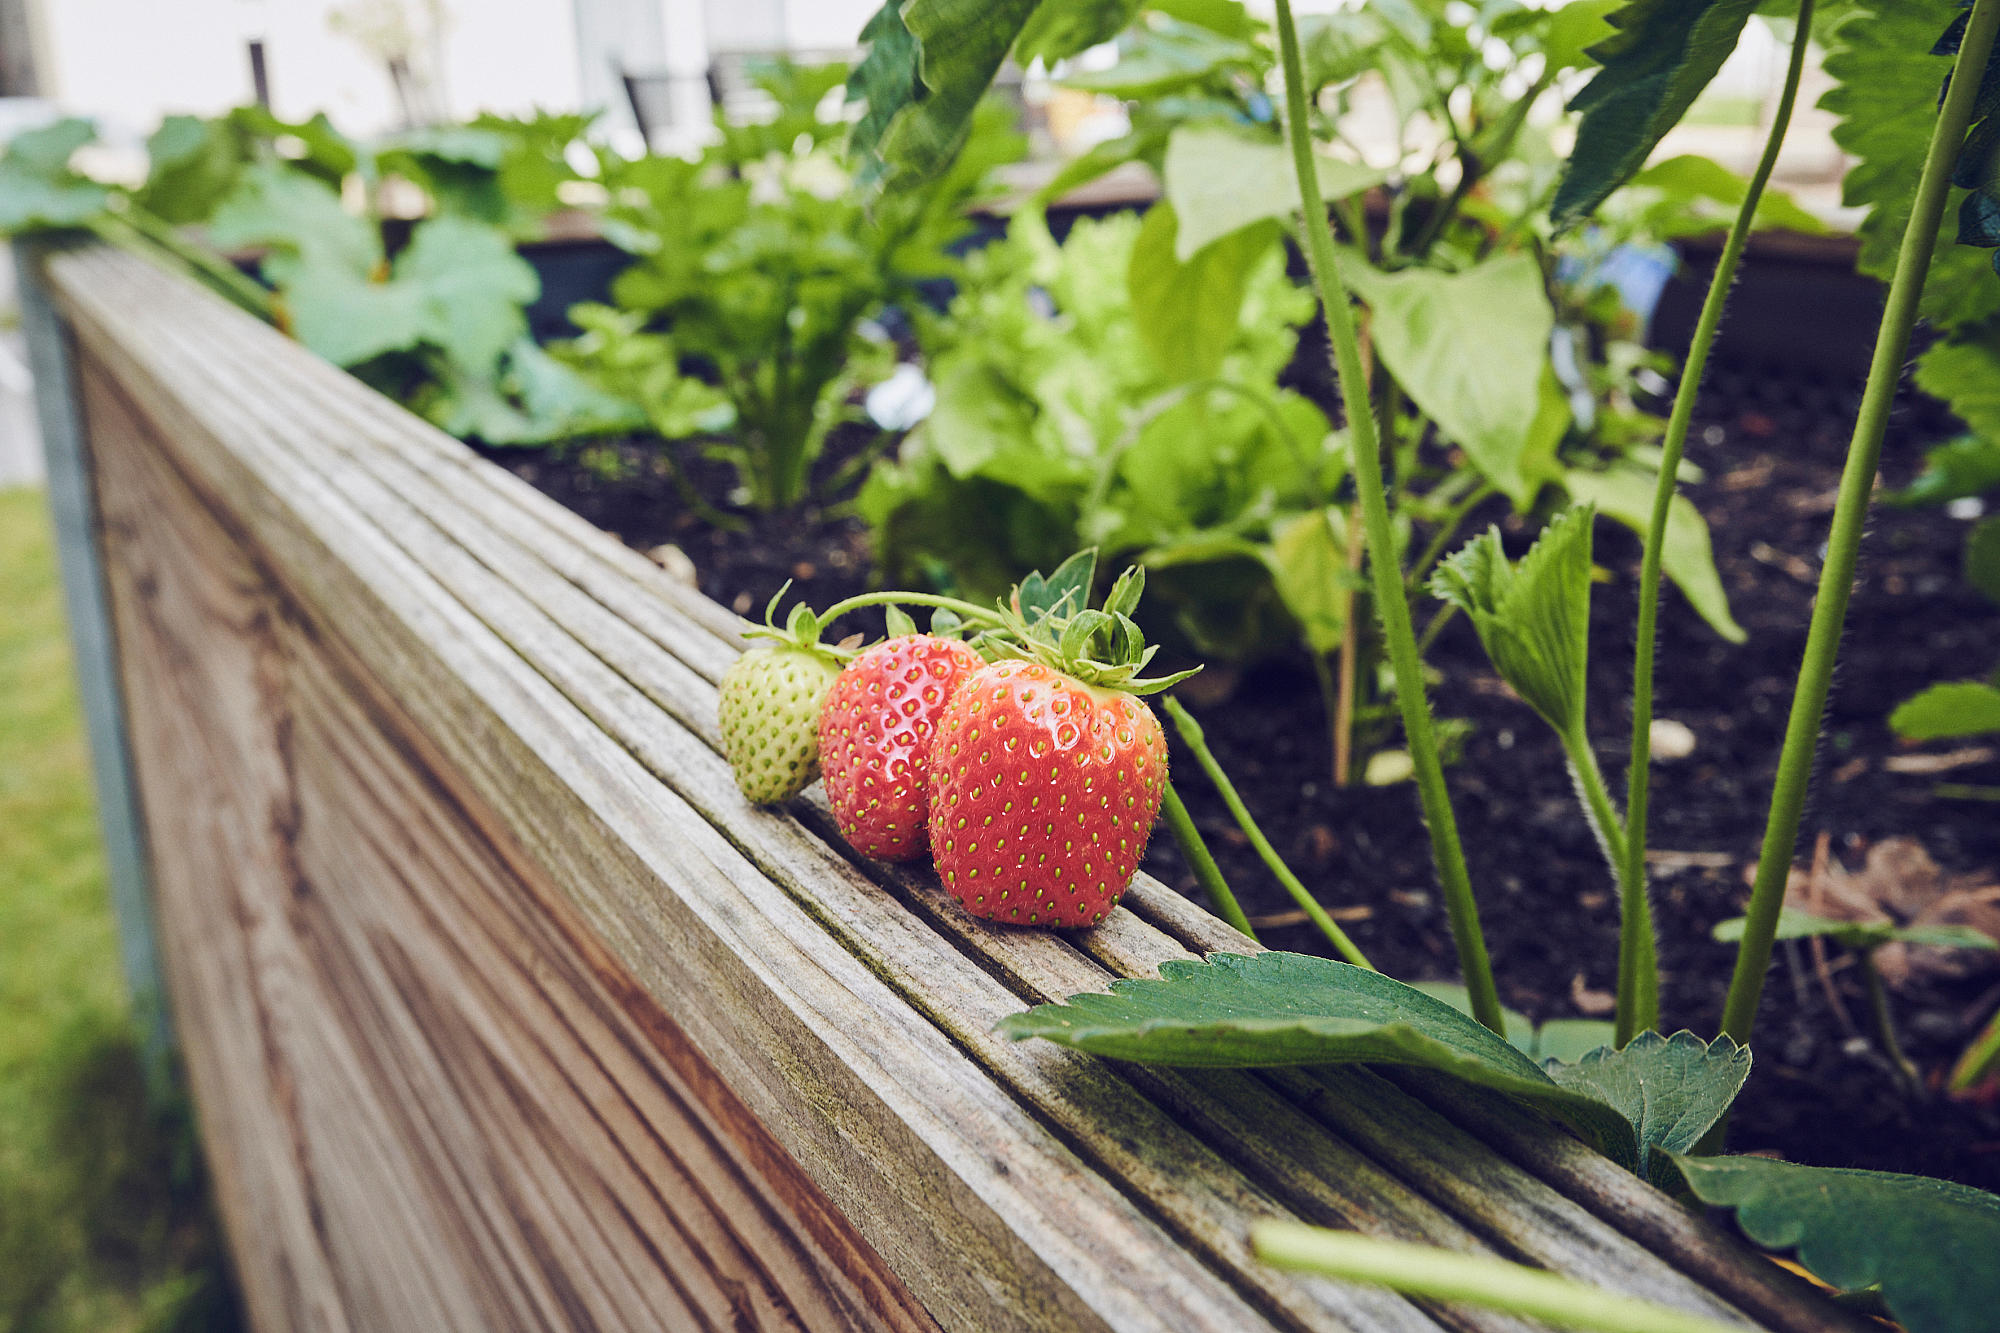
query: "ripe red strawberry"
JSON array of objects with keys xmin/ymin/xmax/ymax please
[
  {"xmin": 927, "ymin": 658, "xmax": 1169, "ymax": 928},
  {"xmin": 819, "ymin": 634, "xmax": 985, "ymax": 860}
]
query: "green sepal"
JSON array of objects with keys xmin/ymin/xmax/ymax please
[{"xmin": 884, "ymin": 604, "xmax": 919, "ymax": 638}]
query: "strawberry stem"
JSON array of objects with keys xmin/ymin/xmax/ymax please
[
  {"xmin": 1161, "ymin": 781, "xmax": 1259, "ymax": 942},
  {"xmin": 1271, "ymin": 0, "xmax": 1484, "ymax": 1015},
  {"xmin": 816, "ymin": 590, "xmax": 1010, "ymax": 630},
  {"xmin": 1166, "ymin": 699, "xmax": 1372, "ymax": 970}
]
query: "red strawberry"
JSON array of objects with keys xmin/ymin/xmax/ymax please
[
  {"xmin": 819, "ymin": 634, "xmax": 985, "ymax": 861},
  {"xmin": 927, "ymin": 659, "xmax": 1168, "ymax": 928}
]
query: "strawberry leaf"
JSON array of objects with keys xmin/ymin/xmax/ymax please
[
  {"xmin": 1669, "ymin": 1153, "xmax": 2000, "ymax": 1333},
  {"xmin": 997, "ymin": 952, "xmax": 1642, "ymax": 1166},
  {"xmin": 1712, "ymin": 907, "xmax": 1999, "ymax": 952},
  {"xmin": 1551, "ymin": 0, "xmax": 1764, "ymax": 228},
  {"xmin": 1888, "ymin": 432, "xmax": 2000, "ymax": 508},
  {"xmin": 1542, "ymin": 1031, "xmax": 1750, "ymax": 1188},
  {"xmin": 848, "ymin": 0, "xmax": 1040, "ymax": 187},
  {"xmin": 1431, "ymin": 504, "xmax": 1596, "ymax": 742}
]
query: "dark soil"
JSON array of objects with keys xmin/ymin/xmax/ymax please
[{"xmin": 480, "ymin": 363, "xmax": 2000, "ymax": 1193}]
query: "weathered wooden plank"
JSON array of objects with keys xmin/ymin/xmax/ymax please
[{"xmin": 80, "ymin": 353, "xmax": 938, "ymax": 1333}]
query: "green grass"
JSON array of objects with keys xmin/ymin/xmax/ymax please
[{"xmin": 0, "ymin": 486, "xmax": 237, "ymax": 1333}]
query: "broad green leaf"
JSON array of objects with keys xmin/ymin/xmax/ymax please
[
  {"xmin": 1343, "ymin": 253, "xmax": 1556, "ymax": 504},
  {"xmin": 1128, "ymin": 203, "xmax": 1276, "ymax": 382},
  {"xmin": 1913, "ymin": 337, "xmax": 2000, "ymax": 496},
  {"xmin": 1060, "ymin": 18, "xmax": 1261, "ymax": 98},
  {"xmin": 281, "ymin": 260, "xmax": 430, "ymax": 366},
  {"xmin": 1431, "ymin": 505, "xmax": 1596, "ymax": 740},
  {"xmin": 1888, "ymin": 433, "xmax": 2000, "ymax": 508},
  {"xmin": 207, "ymin": 161, "xmax": 380, "ymax": 284},
  {"xmin": 1712, "ymin": 907, "xmax": 1998, "ymax": 953},
  {"xmin": 391, "ymin": 215, "xmax": 538, "ymax": 373},
  {"xmin": 848, "ymin": 0, "xmax": 1040, "ymax": 186},
  {"xmin": 1890, "ymin": 680, "xmax": 2000, "ymax": 741},
  {"xmin": 1969, "ymin": 515, "xmax": 2000, "ymax": 604},
  {"xmin": 1163, "ymin": 125, "xmax": 1385, "ymax": 259},
  {"xmin": 1553, "ymin": 0, "xmax": 1763, "ymax": 227},
  {"xmin": 1563, "ymin": 465, "xmax": 1745, "ymax": 643},
  {"xmin": 1670, "ymin": 1153, "xmax": 2000, "ymax": 1333},
  {"xmin": 1622, "ymin": 154, "xmax": 1827, "ymax": 239},
  {"xmin": 138, "ymin": 114, "xmax": 245, "ymax": 224},
  {"xmin": 423, "ymin": 339, "xmax": 645, "ymax": 446},
  {"xmin": 1267, "ymin": 507, "xmax": 1350, "ymax": 655},
  {"xmin": 1150, "ymin": 0, "xmax": 1261, "ymax": 40},
  {"xmin": 1543, "ymin": 1031, "xmax": 1750, "ymax": 1187},
  {"xmin": 996, "ymin": 952, "xmax": 1641, "ymax": 1165},
  {"xmin": 0, "ymin": 117, "xmax": 109, "ymax": 234},
  {"xmin": 1033, "ymin": 126, "xmax": 1168, "ymax": 206},
  {"xmin": 1824, "ymin": 2, "xmax": 2000, "ymax": 330}
]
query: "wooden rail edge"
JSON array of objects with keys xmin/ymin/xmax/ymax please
[{"xmin": 30, "ymin": 241, "xmax": 1866, "ymax": 1333}]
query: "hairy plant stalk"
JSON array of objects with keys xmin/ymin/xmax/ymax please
[
  {"xmin": 1167, "ymin": 699, "xmax": 1371, "ymax": 969},
  {"xmin": 1563, "ymin": 731, "xmax": 1628, "ymax": 880},
  {"xmin": 1272, "ymin": 0, "xmax": 1497, "ymax": 1028},
  {"xmin": 1161, "ymin": 781, "xmax": 1258, "ymax": 941},
  {"xmin": 1619, "ymin": 0, "xmax": 1818, "ymax": 1046},
  {"xmin": 1252, "ymin": 1227, "xmax": 1746, "ymax": 1333},
  {"xmin": 1722, "ymin": 0, "xmax": 2000, "ymax": 1048}
]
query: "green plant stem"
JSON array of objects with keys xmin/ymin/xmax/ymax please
[
  {"xmin": 87, "ymin": 212, "xmax": 273, "ymax": 322},
  {"xmin": 1721, "ymin": 0, "xmax": 2000, "ymax": 1051},
  {"xmin": 1621, "ymin": 0, "xmax": 1817, "ymax": 1048},
  {"xmin": 1406, "ymin": 481, "xmax": 1497, "ymax": 594},
  {"xmin": 1860, "ymin": 950, "xmax": 1921, "ymax": 1093},
  {"xmin": 1161, "ymin": 780, "xmax": 1258, "ymax": 941},
  {"xmin": 1252, "ymin": 1227, "xmax": 1745, "ymax": 1333},
  {"xmin": 1562, "ymin": 727, "xmax": 1628, "ymax": 881},
  {"xmin": 1273, "ymin": 0, "xmax": 1494, "ymax": 1026},
  {"xmin": 815, "ymin": 590, "xmax": 1010, "ymax": 630},
  {"xmin": 1166, "ymin": 698, "xmax": 1371, "ymax": 969},
  {"xmin": 1951, "ymin": 1006, "xmax": 2000, "ymax": 1092},
  {"xmin": 1311, "ymin": 650, "xmax": 1344, "ymax": 788}
]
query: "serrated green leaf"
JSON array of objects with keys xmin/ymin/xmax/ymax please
[
  {"xmin": 996, "ymin": 952, "xmax": 1641, "ymax": 1165},
  {"xmin": 1553, "ymin": 0, "xmax": 1763, "ymax": 226},
  {"xmin": 1890, "ymin": 680, "xmax": 2000, "ymax": 741},
  {"xmin": 1712, "ymin": 906, "xmax": 1998, "ymax": 952},
  {"xmin": 1543, "ymin": 1031, "xmax": 1750, "ymax": 1186},
  {"xmin": 1129, "ymin": 202, "xmax": 1277, "ymax": 382},
  {"xmin": 1824, "ymin": 1, "xmax": 2000, "ymax": 330},
  {"xmin": 1343, "ymin": 254, "xmax": 1556, "ymax": 505},
  {"xmin": 1431, "ymin": 504, "xmax": 1596, "ymax": 740},
  {"xmin": 1914, "ymin": 335, "xmax": 2000, "ymax": 465},
  {"xmin": 848, "ymin": 0, "xmax": 1040, "ymax": 186},
  {"xmin": 1162, "ymin": 125, "xmax": 1385, "ymax": 260},
  {"xmin": 1670, "ymin": 1153, "xmax": 2000, "ymax": 1333},
  {"xmin": 1563, "ymin": 465, "xmax": 1745, "ymax": 643}
]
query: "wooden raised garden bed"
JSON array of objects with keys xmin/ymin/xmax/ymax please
[{"xmin": 23, "ymin": 241, "xmax": 1867, "ymax": 1331}]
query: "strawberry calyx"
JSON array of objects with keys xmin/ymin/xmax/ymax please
[{"xmin": 971, "ymin": 549, "xmax": 1202, "ymax": 697}]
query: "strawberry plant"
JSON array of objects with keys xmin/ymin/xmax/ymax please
[{"xmin": 847, "ymin": 0, "xmax": 2000, "ymax": 1324}]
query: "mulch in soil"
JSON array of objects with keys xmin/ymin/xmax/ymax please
[{"xmin": 479, "ymin": 364, "xmax": 2000, "ymax": 1193}]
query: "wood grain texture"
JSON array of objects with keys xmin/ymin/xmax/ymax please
[{"xmin": 45, "ymin": 242, "xmax": 1859, "ymax": 1332}]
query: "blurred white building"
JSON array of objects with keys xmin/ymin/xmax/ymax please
[{"xmin": 0, "ymin": 0, "xmax": 886, "ymax": 150}]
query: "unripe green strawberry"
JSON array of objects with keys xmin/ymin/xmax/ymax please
[
  {"xmin": 927, "ymin": 659, "xmax": 1168, "ymax": 928},
  {"xmin": 718, "ymin": 644, "xmax": 841, "ymax": 804},
  {"xmin": 819, "ymin": 634, "xmax": 985, "ymax": 861}
]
